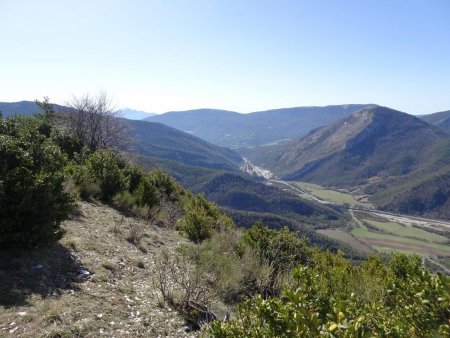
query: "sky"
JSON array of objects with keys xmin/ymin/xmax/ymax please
[{"xmin": 1, "ymin": 0, "xmax": 449, "ymax": 115}]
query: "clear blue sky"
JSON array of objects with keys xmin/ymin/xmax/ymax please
[{"xmin": 1, "ymin": 0, "xmax": 449, "ymax": 114}]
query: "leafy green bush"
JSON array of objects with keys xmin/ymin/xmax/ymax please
[
  {"xmin": 68, "ymin": 149, "xmax": 128, "ymax": 201},
  {"xmin": 0, "ymin": 115, "xmax": 73, "ymax": 248},
  {"xmin": 208, "ymin": 252, "xmax": 450, "ymax": 337},
  {"xmin": 111, "ymin": 191, "xmax": 137, "ymax": 213},
  {"xmin": 243, "ymin": 223, "xmax": 313, "ymax": 296},
  {"xmin": 122, "ymin": 164, "xmax": 145, "ymax": 193},
  {"xmin": 133, "ymin": 169, "xmax": 180, "ymax": 209},
  {"xmin": 85, "ymin": 150, "xmax": 128, "ymax": 200},
  {"xmin": 181, "ymin": 194, "xmax": 233, "ymax": 243}
]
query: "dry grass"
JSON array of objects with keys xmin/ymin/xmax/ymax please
[{"xmin": 0, "ymin": 201, "xmax": 195, "ymax": 337}]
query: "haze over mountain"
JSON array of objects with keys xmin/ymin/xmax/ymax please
[
  {"xmin": 144, "ymin": 104, "xmax": 376, "ymax": 147},
  {"xmin": 119, "ymin": 108, "xmax": 156, "ymax": 120},
  {"xmin": 420, "ymin": 110, "xmax": 450, "ymax": 132}
]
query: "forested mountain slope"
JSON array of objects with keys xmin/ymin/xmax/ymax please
[
  {"xmin": 249, "ymin": 106, "xmax": 450, "ymax": 219},
  {"xmin": 127, "ymin": 119, "xmax": 243, "ymax": 171}
]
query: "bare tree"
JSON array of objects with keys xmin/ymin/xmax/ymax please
[{"xmin": 64, "ymin": 92, "xmax": 129, "ymax": 151}]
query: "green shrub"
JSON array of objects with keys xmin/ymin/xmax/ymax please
[
  {"xmin": 122, "ymin": 164, "xmax": 145, "ymax": 192},
  {"xmin": 180, "ymin": 194, "xmax": 233, "ymax": 243},
  {"xmin": 85, "ymin": 150, "xmax": 128, "ymax": 200},
  {"xmin": 243, "ymin": 223, "xmax": 313, "ymax": 296},
  {"xmin": 133, "ymin": 169, "xmax": 180, "ymax": 209},
  {"xmin": 208, "ymin": 253, "xmax": 450, "ymax": 337},
  {"xmin": 112, "ymin": 191, "xmax": 137, "ymax": 213},
  {"xmin": 51, "ymin": 130, "xmax": 85, "ymax": 160},
  {"xmin": 68, "ymin": 149, "xmax": 128, "ymax": 201},
  {"xmin": 183, "ymin": 199, "xmax": 214, "ymax": 243},
  {"xmin": 0, "ymin": 116, "xmax": 73, "ymax": 248}
]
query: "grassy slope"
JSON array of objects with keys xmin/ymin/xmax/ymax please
[{"xmin": 0, "ymin": 202, "xmax": 194, "ymax": 337}]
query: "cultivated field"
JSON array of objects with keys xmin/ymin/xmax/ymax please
[
  {"xmin": 279, "ymin": 181, "xmax": 450, "ymax": 262},
  {"xmin": 244, "ymin": 159, "xmax": 450, "ymax": 271},
  {"xmin": 293, "ymin": 182, "xmax": 373, "ymax": 208}
]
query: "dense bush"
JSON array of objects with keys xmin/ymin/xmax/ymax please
[
  {"xmin": 133, "ymin": 169, "xmax": 180, "ymax": 208},
  {"xmin": 0, "ymin": 115, "xmax": 74, "ymax": 248},
  {"xmin": 209, "ymin": 252, "xmax": 450, "ymax": 337},
  {"xmin": 181, "ymin": 194, "xmax": 233, "ymax": 243},
  {"xmin": 68, "ymin": 149, "xmax": 129, "ymax": 201},
  {"xmin": 243, "ymin": 223, "xmax": 313, "ymax": 297}
]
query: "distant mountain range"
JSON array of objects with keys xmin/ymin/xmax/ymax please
[
  {"xmin": 268, "ymin": 106, "xmax": 448, "ymax": 180},
  {"xmin": 0, "ymin": 101, "xmax": 155, "ymax": 121},
  {"xmin": 0, "ymin": 100, "xmax": 242, "ymax": 172},
  {"xmin": 119, "ymin": 108, "xmax": 156, "ymax": 120},
  {"xmin": 3, "ymin": 99, "xmax": 450, "ymax": 219},
  {"xmin": 0, "ymin": 101, "xmax": 66, "ymax": 117},
  {"xmin": 144, "ymin": 105, "xmax": 376, "ymax": 147},
  {"xmin": 420, "ymin": 110, "xmax": 450, "ymax": 132}
]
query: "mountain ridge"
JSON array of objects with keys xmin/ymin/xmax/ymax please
[
  {"xmin": 420, "ymin": 110, "xmax": 450, "ymax": 132},
  {"xmin": 144, "ymin": 104, "xmax": 377, "ymax": 147},
  {"xmin": 268, "ymin": 106, "xmax": 449, "ymax": 181},
  {"xmin": 0, "ymin": 100, "xmax": 243, "ymax": 172},
  {"xmin": 242, "ymin": 106, "xmax": 450, "ymax": 219},
  {"xmin": 126, "ymin": 119, "xmax": 243, "ymax": 171}
]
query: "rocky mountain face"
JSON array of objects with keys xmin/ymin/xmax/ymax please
[{"xmin": 267, "ymin": 106, "xmax": 449, "ymax": 182}]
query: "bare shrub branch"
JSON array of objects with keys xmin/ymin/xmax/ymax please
[{"xmin": 63, "ymin": 92, "xmax": 130, "ymax": 151}]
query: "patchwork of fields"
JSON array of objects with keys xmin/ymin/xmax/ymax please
[{"xmin": 280, "ymin": 180, "xmax": 450, "ymax": 270}]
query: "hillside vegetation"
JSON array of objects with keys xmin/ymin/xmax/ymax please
[
  {"xmin": 132, "ymin": 155, "xmax": 360, "ymax": 256},
  {"xmin": 1, "ymin": 109, "xmax": 449, "ymax": 337}
]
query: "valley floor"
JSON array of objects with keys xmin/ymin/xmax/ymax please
[
  {"xmin": 242, "ymin": 159, "xmax": 450, "ymax": 273},
  {"xmin": 0, "ymin": 202, "xmax": 195, "ymax": 337}
]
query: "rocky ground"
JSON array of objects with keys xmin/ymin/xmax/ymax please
[{"xmin": 0, "ymin": 201, "xmax": 196, "ymax": 337}]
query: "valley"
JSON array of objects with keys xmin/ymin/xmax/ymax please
[
  {"xmin": 242, "ymin": 158, "xmax": 450, "ymax": 271},
  {"xmin": 3, "ymin": 2, "xmax": 450, "ymax": 334}
]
